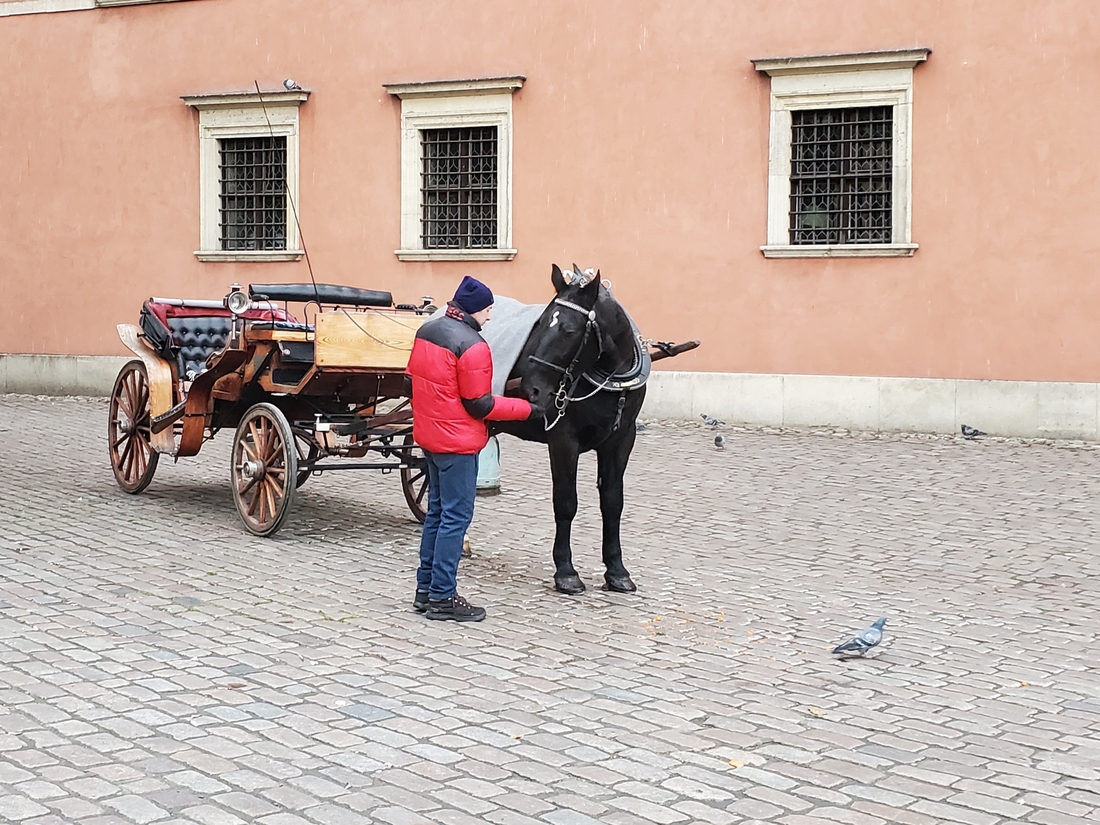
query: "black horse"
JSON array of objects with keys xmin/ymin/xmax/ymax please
[{"xmin": 495, "ymin": 264, "xmax": 650, "ymax": 595}]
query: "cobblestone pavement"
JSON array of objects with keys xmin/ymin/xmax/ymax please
[{"xmin": 2, "ymin": 394, "xmax": 1100, "ymax": 825}]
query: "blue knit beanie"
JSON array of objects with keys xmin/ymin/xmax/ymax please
[{"xmin": 452, "ymin": 275, "xmax": 494, "ymax": 314}]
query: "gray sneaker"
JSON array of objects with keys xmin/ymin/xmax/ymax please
[{"xmin": 426, "ymin": 594, "xmax": 486, "ymax": 622}]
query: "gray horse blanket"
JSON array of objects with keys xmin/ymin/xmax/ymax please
[
  {"xmin": 430, "ymin": 296, "xmax": 544, "ymax": 395},
  {"xmin": 432, "ymin": 294, "xmax": 651, "ymax": 395}
]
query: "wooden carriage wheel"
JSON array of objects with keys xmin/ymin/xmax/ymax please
[
  {"xmin": 231, "ymin": 403, "xmax": 298, "ymax": 537},
  {"xmin": 108, "ymin": 359, "xmax": 160, "ymax": 494},
  {"xmin": 399, "ymin": 432, "xmax": 429, "ymax": 524}
]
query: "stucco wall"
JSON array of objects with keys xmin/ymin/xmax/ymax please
[{"xmin": 2, "ymin": 0, "xmax": 1098, "ymax": 382}]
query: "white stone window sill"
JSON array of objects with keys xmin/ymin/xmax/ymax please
[
  {"xmin": 195, "ymin": 250, "xmax": 305, "ymax": 263},
  {"xmin": 395, "ymin": 249, "xmax": 518, "ymax": 262},
  {"xmin": 1, "ymin": 0, "xmax": 193, "ymax": 17},
  {"xmin": 97, "ymin": 0, "xmax": 190, "ymax": 7},
  {"xmin": 761, "ymin": 244, "xmax": 918, "ymax": 259}
]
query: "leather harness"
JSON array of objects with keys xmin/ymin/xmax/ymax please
[{"xmin": 534, "ymin": 296, "xmax": 651, "ymax": 432}]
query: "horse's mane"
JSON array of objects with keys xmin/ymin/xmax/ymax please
[{"xmin": 595, "ymin": 288, "xmax": 638, "ymax": 371}]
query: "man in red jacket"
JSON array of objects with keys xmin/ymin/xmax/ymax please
[{"xmin": 405, "ymin": 276, "xmax": 534, "ymax": 621}]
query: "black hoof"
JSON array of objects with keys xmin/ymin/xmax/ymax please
[
  {"xmin": 555, "ymin": 575, "xmax": 586, "ymax": 595},
  {"xmin": 603, "ymin": 574, "xmax": 637, "ymax": 593}
]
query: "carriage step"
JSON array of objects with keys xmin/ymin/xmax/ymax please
[{"xmin": 150, "ymin": 400, "xmax": 186, "ymax": 434}]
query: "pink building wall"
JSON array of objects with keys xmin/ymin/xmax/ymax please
[{"xmin": 2, "ymin": 0, "xmax": 1098, "ymax": 381}]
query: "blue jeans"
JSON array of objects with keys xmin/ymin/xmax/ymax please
[{"xmin": 416, "ymin": 451, "xmax": 478, "ymax": 601}]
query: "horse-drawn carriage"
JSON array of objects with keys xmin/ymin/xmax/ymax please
[
  {"xmin": 109, "ymin": 282, "xmax": 434, "ymax": 536},
  {"xmin": 110, "ymin": 269, "xmax": 699, "ymax": 593}
]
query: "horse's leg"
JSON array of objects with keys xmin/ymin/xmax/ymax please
[
  {"xmin": 548, "ymin": 439, "xmax": 585, "ymax": 594},
  {"xmin": 597, "ymin": 428, "xmax": 637, "ymax": 593}
]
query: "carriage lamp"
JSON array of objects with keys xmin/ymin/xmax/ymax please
[
  {"xmin": 224, "ymin": 284, "xmax": 249, "ymax": 350},
  {"xmin": 225, "ymin": 284, "xmax": 250, "ymax": 315}
]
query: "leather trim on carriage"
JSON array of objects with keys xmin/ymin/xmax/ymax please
[
  {"xmin": 271, "ymin": 367, "xmax": 311, "ymax": 385},
  {"xmin": 248, "ymin": 283, "xmax": 394, "ymax": 307},
  {"xmin": 247, "ymin": 320, "xmax": 315, "ymax": 333},
  {"xmin": 167, "ymin": 316, "xmax": 232, "ymax": 379},
  {"xmin": 276, "ymin": 341, "xmax": 315, "ymax": 363},
  {"xmin": 140, "ymin": 298, "xmax": 297, "ymax": 378}
]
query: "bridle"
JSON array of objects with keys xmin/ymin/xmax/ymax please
[{"xmin": 528, "ymin": 297, "xmax": 605, "ymax": 431}]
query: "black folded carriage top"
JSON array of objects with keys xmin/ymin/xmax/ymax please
[{"xmin": 248, "ymin": 283, "xmax": 393, "ymax": 308}]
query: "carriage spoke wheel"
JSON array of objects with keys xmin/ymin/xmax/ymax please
[
  {"xmin": 231, "ymin": 403, "xmax": 297, "ymax": 537},
  {"xmin": 108, "ymin": 359, "xmax": 159, "ymax": 494},
  {"xmin": 399, "ymin": 432, "xmax": 429, "ymax": 524}
]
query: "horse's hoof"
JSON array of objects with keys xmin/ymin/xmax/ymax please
[
  {"xmin": 555, "ymin": 575, "xmax": 586, "ymax": 595},
  {"xmin": 603, "ymin": 574, "xmax": 637, "ymax": 593}
]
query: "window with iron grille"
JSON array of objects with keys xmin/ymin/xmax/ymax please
[
  {"xmin": 219, "ymin": 136, "xmax": 287, "ymax": 251},
  {"xmin": 421, "ymin": 126, "xmax": 498, "ymax": 249},
  {"xmin": 789, "ymin": 106, "xmax": 893, "ymax": 245}
]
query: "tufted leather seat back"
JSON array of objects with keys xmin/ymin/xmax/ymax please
[{"xmin": 167, "ymin": 316, "xmax": 232, "ymax": 379}]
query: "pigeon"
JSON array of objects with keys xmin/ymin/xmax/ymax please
[
  {"xmin": 635, "ymin": 422, "xmax": 648, "ymax": 432},
  {"xmin": 960, "ymin": 424, "xmax": 986, "ymax": 439},
  {"xmin": 714, "ymin": 434, "xmax": 725, "ymax": 450},
  {"xmin": 831, "ymin": 617, "xmax": 887, "ymax": 657},
  {"xmin": 701, "ymin": 414, "xmax": 725, "ymax": 427},
  {"xmin": 283, "ymin": 78, "xmax": 303, "ymax": 91}
]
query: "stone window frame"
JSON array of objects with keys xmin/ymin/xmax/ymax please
[
  {"xmin": 753, "ymin": 49, "xmax": 930, "ymax": 259},
  {"xmin": 384, "ymin": 77, "xmax": 524, "ymax": 262},
  {"xmin": 0, "ymin": 0, "xmax": 197, "ymax": 16},
  {"xmin": 182, "ymin": 89, "xmax": 308, "ymax": 263},
  {"xmin": 95, "ymin": 0, "xmax": 193, "ymax": 6}
]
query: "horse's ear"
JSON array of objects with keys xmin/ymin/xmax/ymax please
[
  {"xmin": 572, "ymin": 263, "xmax": 584, "ymax": 280},
  {"xmin": 582, "ymin": 270, "xmax": 600, "ymax": 296},
  {"xmin": 551, "ymin": 263, "xmax": 567, "ymax": 294}
]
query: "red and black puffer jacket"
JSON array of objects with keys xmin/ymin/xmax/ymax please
[{"xmin": 405, "ymin": 303, "xmax": 533, "ymax": 454}]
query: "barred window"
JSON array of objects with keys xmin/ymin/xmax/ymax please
[
  {"xmin": 789, "ymin": 107, "xmax": 893, "ymax": 245},
  {"xmin": 219, "ymin": 136, "xmax": 287, "ymax": 251},
  {"xmin": 421, "ymin": 127, "xmax": 498, "ymax": 249}
]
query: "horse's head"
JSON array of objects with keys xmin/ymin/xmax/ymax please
[{"xmin": 522, "ymin": 263, "xmax": 604, "ymax": 415}]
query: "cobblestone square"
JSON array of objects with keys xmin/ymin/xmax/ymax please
[{"xmin": 2, "ymin": 395, "xmax": 1099, "ymax": 824}]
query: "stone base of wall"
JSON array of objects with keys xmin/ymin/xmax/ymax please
[
  {"xmin": 1, "ymin": 354, "xmax": 131, "ymax": 397},
  {"xmin": 5, "ymin": 354, "xmax": 1099, "ymax": 441},
  {"xmin": 644, "ymin": 371, "xmax": 1100, "ymax": 441}
]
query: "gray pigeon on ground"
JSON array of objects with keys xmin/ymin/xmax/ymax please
[
  {"xmin": 701, "ymin": 414, "xmax": 724, "ymax": 427},
  {"xmin": 960, "ymin": 424, "xmax": 986, "ymax": 438},
  {"xmin": 831, "ymin": 617, "xmax": 887, "ymax": 657},
  {"xmin": 714, "ymin": 434, "xmax": 725, "ymax": 450}
]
